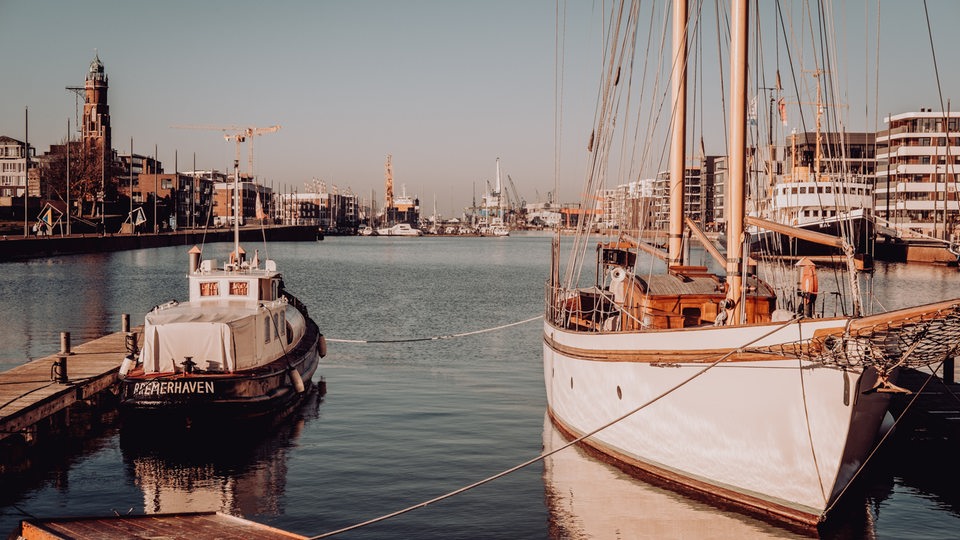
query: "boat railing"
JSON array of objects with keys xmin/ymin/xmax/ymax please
[
  {"xmin": 545, "ymin": 282, "xmax": 646, "ymax": 333},
  {"xmin": 281, "ymin": 290, "xmax": 309, "ymax": 318}
]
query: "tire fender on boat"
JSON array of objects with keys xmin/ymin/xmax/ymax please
[
  {"xmin": 289, "ymin": 367, "xmax": 305, "ymax": 393},
  {"xmin": 119, "ymin": 356, "xmax": 135, "ymax": 379},
  {"xmin": 318, "ymin": 334, "xmax": 327, "ymax": 358}
]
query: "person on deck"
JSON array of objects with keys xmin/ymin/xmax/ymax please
[{"xmin": 796, "ymin": 257, "xmax": 819, "ymax": 318}]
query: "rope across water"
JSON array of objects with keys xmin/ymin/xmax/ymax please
[
  {"xmin": 325, "ymin": 315, "xmax": 543, "ymax": 344},
  {"xmin": 308, "ymin": 316, "xmax": 803, "ymax": 538}
]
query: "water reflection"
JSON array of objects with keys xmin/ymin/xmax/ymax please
[
  {"xmin": 541, "ymin": 413, "xmax": 879, "ymax": 539},
  {"xmin": 119, "ymin": 385, "xmax": 322, "ymax": 517}
]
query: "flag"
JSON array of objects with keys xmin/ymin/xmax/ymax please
[
  {"xmin": 255, "ymin": 192, "xmax": 266, "ymax": 220},
  {"xmin": 778, "ymin": 97, "xmax": 788, "ymax": 126},
  {"xmin": 775, "ymin": 70, "xmax": 782, "ymax": 92}
]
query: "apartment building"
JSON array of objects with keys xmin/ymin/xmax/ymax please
[
  {"xmin": 875, "ymin": 109, "xmax": 960, "ymax": 240},
  {"xmin": 0, "ymin": 136, "xmax": 36, "ymax": 199}
]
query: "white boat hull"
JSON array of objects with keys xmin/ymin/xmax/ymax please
[{"xmin": 543, "ymin": 319, "xmax": 891, "ymax": 527}]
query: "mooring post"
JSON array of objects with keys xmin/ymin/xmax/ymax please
[
  {"xmin": 55, "ymin": 355, "xmax": 68, "ymax": 384},
  {"xmin": 60, "ymin": 331, "xmax": 72, "ymax": 355},
  {"xmin": 122, "ymin": 313, "xmax": 130, "ymax": 333}
]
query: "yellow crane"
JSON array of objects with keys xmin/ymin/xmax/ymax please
[{"xmin": 171, "ymin": 124, "xmax": 281, "ymax": 178}]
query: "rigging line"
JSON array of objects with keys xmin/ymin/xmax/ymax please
[
  {"xmin": 325, "ymin": 316, "xmax": 543, "ymax": 344},
  {"xmin": 795, "ymin": 320, "xmax": 828, "ymax": 503},
  {"xmin": 309, "ymin": 315, "xmax": 805, "ymax": 539},
  {"xmin": 922, "ymin": 0, "xmax": 948, "ymax": 116},
  {"xmin": 821, "ymin": 363, "xmax": 941, "ymax": 520}
]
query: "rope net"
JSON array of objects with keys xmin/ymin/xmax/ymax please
[{"xmin": 758, "ymin": 303, "xmax": 960, "ymax": 370}]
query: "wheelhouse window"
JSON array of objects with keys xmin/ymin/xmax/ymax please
[
  {"xmin": 200, "ymin": 282, "xmax": 219, "ymax": 296},
  {"xmin": 229, "ymin": 281, "xmax": 249, "ymax": 296}
]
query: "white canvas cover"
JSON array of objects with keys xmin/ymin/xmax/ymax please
[{"xmin": 138, "ymin": 301, "xmax": 260, "ymax": 374}]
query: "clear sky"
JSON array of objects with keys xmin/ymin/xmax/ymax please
[{"xmin": 1, "ymin": 1, "xmax": 958, "ymax": 217}]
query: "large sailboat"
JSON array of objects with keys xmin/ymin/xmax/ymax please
[{"xmin": 543, "ymin": 0, "xmax": 960, "ymax": 530}]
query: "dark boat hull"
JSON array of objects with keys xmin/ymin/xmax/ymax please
[
  {"xmin": 119, "ymin": 317, "xmax": 322, "ymax": 429},
  {"xmin": 750, "ymin": 214, "xmax": 874, "ymax": 256}
]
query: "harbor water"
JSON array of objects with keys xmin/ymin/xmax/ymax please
[{"xmin": 2, "ymin": 234, "xmax": 960, "ymax": 538}]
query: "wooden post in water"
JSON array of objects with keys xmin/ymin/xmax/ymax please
[{"xmin": 122, "ymin": 313, "xmax": 130, "ymax": 333}]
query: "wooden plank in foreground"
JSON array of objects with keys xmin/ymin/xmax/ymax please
[{"xmin": 18, "ymin": 511, "xmax": 306, "ymax": 540}]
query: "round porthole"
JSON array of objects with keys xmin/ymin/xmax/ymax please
[{"xmin": 617, "ymin": 385, "xmax": 622, "ymax": 399}]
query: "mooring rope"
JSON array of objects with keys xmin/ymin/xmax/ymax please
[
  {"xmin": 308, "ymin": 316, "xmax": 802, "ymax": 539},
  {"xmin": 325, "ymin": 315, "xmax": 543, "ymax": 344}
]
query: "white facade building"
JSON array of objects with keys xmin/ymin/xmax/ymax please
[{"xmin": 875, "ymin": 109, "xmax": 960, "ymax": 240}]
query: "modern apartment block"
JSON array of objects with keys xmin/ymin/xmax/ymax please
[{"xmin": 875, "ymin": 109, "xmax": 960, "ymax": 240}]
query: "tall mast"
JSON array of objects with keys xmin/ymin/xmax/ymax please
[
  {"xmin": 668, "ymin": 0, "xmax": 688, "ymax": 266},
  {"xmin": 726, "ymin": 0, "xmax": 749, "ymax": 323},
  {"xmin": 233, "ymin": 157, "xmax": 240, "ymax": 256}
]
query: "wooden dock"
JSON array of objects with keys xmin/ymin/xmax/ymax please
[
  {"xmin": 16, "ymin": 511, "xmax": 306, "ymax": 540},
  {"xmin": 0, "ymin": 324, "xmax": 136, "ymax": 467}
]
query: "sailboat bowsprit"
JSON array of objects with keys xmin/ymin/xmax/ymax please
[{"xmin": 543, "ymin": 0, "xmax": 960, "ymax": 530}]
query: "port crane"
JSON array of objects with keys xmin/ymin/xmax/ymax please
[{"xmin": 171, "ymin": 124, "xmax": 281, "ymax": 178}]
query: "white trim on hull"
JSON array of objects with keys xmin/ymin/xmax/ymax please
[{"xmin": 542, "ymin": 320, "xmax": 891, "ymax": 527}]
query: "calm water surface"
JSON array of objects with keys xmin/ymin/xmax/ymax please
[{"xmin": 1, "ymin": 234, "xmax": 960, "ymax": 538}]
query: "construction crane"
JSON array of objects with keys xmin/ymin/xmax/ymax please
[
  {"xmin": 171, "ymin": 124, "xmax": 281, "ymax": 178},
  {"xmin": 506, "ymin": 174, "xmax": 525, "ymax": 210}
]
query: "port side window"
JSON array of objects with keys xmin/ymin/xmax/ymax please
[
  {"xmin": 230, "ymin": 281, "xmax": 249, "ymax": 296},
  {"xmin": 200, "ymin": 282, "xmax": 219, "ymax": 296},
  {"xmin": 273, "ymin": 313, "xmax": 281, "ymax": 338},
  {"xmin": 264, "ymin": 316, "xmax": 271, "ymax": 343},
  {"xmin": 278, "ymin": 311, "xmax": 285, "ymax": 337}
]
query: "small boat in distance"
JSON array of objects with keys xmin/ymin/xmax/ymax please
[
  {"xmin": 376, "ymin": 223, "xmax": 423, "ymax": 236},
  {"xmin": 119, "ymin": 161, "xmax": 325, "ymax": 428}
]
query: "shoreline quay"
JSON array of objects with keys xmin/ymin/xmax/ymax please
[{"xmin": 0, "ymin": 225, "xmax": 322, "ymax": 262}]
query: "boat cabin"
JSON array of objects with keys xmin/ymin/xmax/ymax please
[
  {"xmin": 135, "ymin": 255, "xmax": 305, "ymax": 376},
  {"xmin": 557, "ymin": 245, "xmax": 776, "ymax": 332}
]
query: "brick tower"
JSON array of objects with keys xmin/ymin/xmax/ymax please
[{"xmin": 82, "ymin": 53, "xmax": 111, "ymax": 158}]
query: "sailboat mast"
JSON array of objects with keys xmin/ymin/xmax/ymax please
[
  {"xmin": 233, "ymin": 158, "xmax": 240, "ymax": 257},
  {"xmin": 726, "ymin": 0, "xmax": 749, "ymax": 322},
  {"xmin": 668, "ymin": 0, "xmax": 688, "ymax": 266}
]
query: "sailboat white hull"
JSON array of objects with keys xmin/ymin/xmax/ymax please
[{"xmin": 543, "ymin": 319, "xmax": 891, "ymax": 528}]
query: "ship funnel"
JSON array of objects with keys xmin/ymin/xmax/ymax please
[{"xmin": 188, "ymin": 245, "xmax": 202, "ymax": 274}]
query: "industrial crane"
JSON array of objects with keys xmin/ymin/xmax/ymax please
[{"xmin": 171, "ymin": 124, "xmax": 281, "ymax": 178}]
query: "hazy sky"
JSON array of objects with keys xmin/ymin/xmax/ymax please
[{"xmin": 1, "ymin": 1, "xmax": 958, "ymax": 216}]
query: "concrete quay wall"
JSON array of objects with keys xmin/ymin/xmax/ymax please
[{"xmin": 0, "ymin": 225, "xmax": 322, "ymax": 262}]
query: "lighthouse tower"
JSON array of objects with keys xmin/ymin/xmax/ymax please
[{"xmin": 82, "ymin": 53, "xmax": 111, "ymax": 157}]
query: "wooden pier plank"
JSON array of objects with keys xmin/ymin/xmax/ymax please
[
  {"xmin": 0, "ymin": 328, "xmax": 138, "ymax": 443},
  {"xmin": 18, "ymin": 512, "xmax": 307, "ymax": 539}
]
